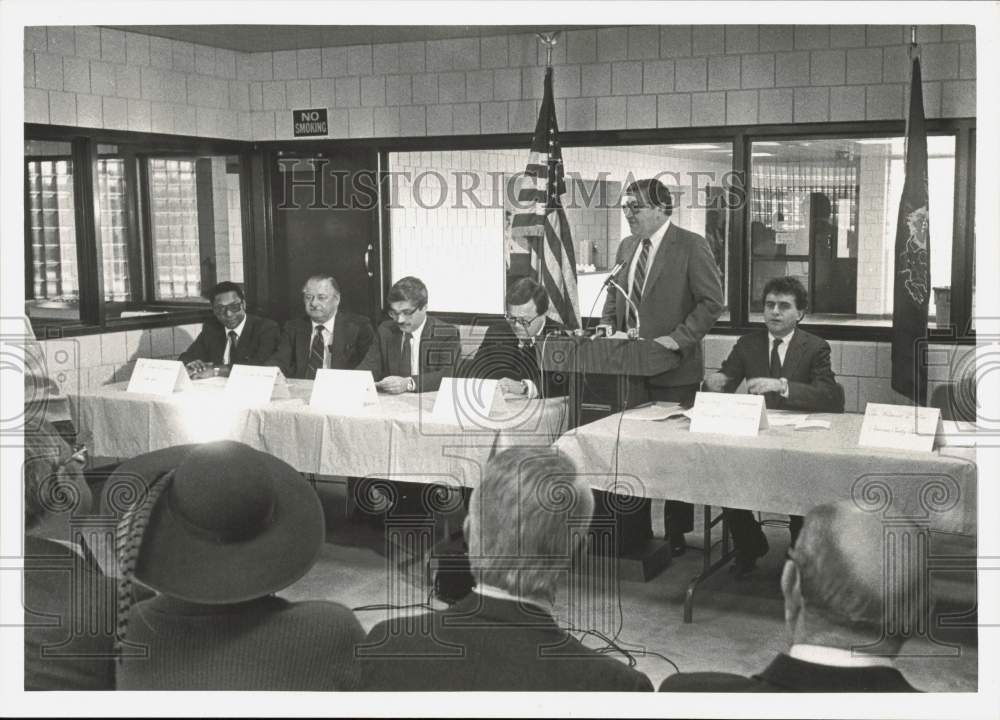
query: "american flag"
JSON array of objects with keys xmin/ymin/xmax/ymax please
[{"xmin": 510, "ymin": 66, "xmax": 580, "ymax": 330}]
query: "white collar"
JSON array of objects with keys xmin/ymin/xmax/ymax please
[
  {"xmin": 475, "ymin": 583, "xmax": 552, "ymax": 609},
  {"xmin": 49, "ymin": 537, "xmax": 88, "ymax": 562},
  {"xmin": 768, "ymin": 327, "xmax": 795, "ymax": 346},
  {"xmin": 312, "ymin": 314, "xmax": 336, "ymax": 335},
  {"xmin": 648, "ymin": 216, "xmax": 671, "ymax": 247},
  {"xmin": 788, "ymin": 644, "xmax": 895, "ymax": 668},
  {"xmin": 227, "ymin": 314, "xmax": 248, "ymax": 337},
  {"xmin": 408, "ymin": 316, "xmax": 427, "ymax": 341}
]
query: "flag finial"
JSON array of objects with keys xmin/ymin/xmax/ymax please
[{"xmin": 536, "ymin": 31, "xmax": 561, "ymax": 67}]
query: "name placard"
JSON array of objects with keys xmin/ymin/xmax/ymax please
[
  {"xmin": 689, "ymin": 392, "xmax": 769, "ymax": 437},
  {"xmin": 858, "ymin": 402, "xmax": 940, "ymax": 453},
  {"xmin": 225, "ymin": 365, "xmax": 289, "ymax": 405},
  {"xmin": 431, "ymin": 377, "xmax": 507, "ymax": 427},
  {"xmin": 310, "ymin": 369, "xmax": 378, "ymax": 414},
  {"xmin": 126, "ymin": 359, "xmax": 190, "ymax": 396}
]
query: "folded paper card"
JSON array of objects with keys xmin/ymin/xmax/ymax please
[
  {"xmin": 310, "ymin": 369, "xmax": 378, "ymax": 413},
  {"xmin": 689, "ymin": 391, "xmax": 768, "ymax": 437},
  {"xmin": 126, "ymin": 359, "xmax": 191, "ymax": 396},
  {"xmin": 858, "ymin": 402, "xmax": 940, "ymax": 453},
  {"xmin": 225, "ymin": 364, "xmax": 290, "ymax": 405},
  {"xmin": 431, "ymin": 377, "xmax": 507, "ymax": 427}
]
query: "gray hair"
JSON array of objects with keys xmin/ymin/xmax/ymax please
[{"xmin": 466, "ymin": 447, "xmax": 593, "ymax": 604}]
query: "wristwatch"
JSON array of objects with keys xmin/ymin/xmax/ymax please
[
  {"xmin": 520, "ymin": 380, "xmax": 529, "ymax": 396},
  {"xmin": 780, "ymin": 377, "xmax": 789, "ymax": 396}
]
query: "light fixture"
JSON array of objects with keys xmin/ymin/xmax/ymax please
[
  {"xmin": 673, "ymin": 144, "xmax": 720, "ymax": 150},
  {"xmin": 751, "ymin": 152, "xmax": 774, "ymax": 157},
  {"xmin": 753, "ymin": 141, "xmax": 780, "ymax": 147}
]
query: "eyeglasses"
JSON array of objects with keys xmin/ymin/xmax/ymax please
[
  {"xmin": 387, "ymin": 305, "xmax": 423, "ymax": 321},
  {"xmin": 212, "ymin": 300, "xmax": 244, "ymax": 315},
  {"xmin": 303, "ymin": 294, "xmax": 335, "ymax": 304},
  {"xmin": 621, "ymin": 201, "xmax": 650, "ymax": 214},
  {"xmin": 505, "ymin": 313, "xmax": 542, "ymax": 329}
]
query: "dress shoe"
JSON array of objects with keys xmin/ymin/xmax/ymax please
[
  {"xmin": 731, "ymin": 533, "xmax": 769, "ymax": 579},
  {"xmin": 669, "ymin": 532, "xmax": 687, "ymax": 557}
]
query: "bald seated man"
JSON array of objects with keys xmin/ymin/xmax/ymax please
[{"xmin": 660, "ymin": 500, "xmax": 923, "ymax": 692}]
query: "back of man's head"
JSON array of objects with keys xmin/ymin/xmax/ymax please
[
  {"xmin": 465, "ymin": 447, "xmax": 593, "ymax": 605},
  {"xmin": 783, "ymin": 501, "xmax": 922, "ymax": 653}
]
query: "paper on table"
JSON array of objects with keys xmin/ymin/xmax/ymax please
[
  {"xmin": 767, "ymin": 411, "xmax": 807, "ymax": 427},
  {"xmin": 795, "ymin": 418, "xmax": 831, "ymax": 430},
  {"xmin": 765, "ymin": 410, "xmax": 831, "ymax": 430},
  {"xmin": 938, "ymin": 420, "xmax": 977, "ymax": 447},
  {"xmin": 623, "ymin": 402, "xmax": 689, "ymax": 421}
]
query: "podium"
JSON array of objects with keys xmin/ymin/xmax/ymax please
[
  {"xmin": 539, "ymin": 334, "xmax": 680, "ymax": 429},
  {"xmin": 540, "ymin": 334, "xmax": 681, "ymax": 581}
]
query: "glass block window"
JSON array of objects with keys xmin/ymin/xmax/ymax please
[{"xmin": 148, "ymin": 158, "xmax": 202, "ymax": 300}]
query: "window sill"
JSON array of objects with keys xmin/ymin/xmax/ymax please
[{"xmin": 29, "ymin": 308, "xmax": 213, "ymax": 338}]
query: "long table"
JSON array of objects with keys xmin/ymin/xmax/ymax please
[
  {"xmin": 72, "ymin": 378, "xmax": 569, "ymax": 489},
  {"xmin": 556, "ymin": 409, "xmax": 976, "ymax": 534}
]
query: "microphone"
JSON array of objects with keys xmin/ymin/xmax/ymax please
[{"xmin": 601, "ymin": 260, "xmax": 628, "ymax": 289}]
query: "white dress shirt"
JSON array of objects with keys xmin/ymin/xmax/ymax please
[
  {"xmin": 311, "ymin": 315, "xmax": 336, "ymax": 369},
  {"xmin": 222, "ymin": 315, "xmax": 248, "ymax": 365},
  {"xmin": 406, "ymin": 317, "xmax": 426, "ymax": 377}
]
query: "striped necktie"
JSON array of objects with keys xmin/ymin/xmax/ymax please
[
  {"xmin": 628, "ymin": 238, "xmax": 652, "ymax": 329},
  {"xmin": 307, "ymin": 325, "xmax": 325, "ymax": 379}
]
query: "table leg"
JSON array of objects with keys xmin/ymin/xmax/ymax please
[{"xmin": 683, "ymin": 505, "xmax": 737, "ymax": 623}]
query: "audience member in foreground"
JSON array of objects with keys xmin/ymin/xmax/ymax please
[
  {"xmin": 360, "ymin": 447, "xmax": 653, "ymax": 691},
  {"xmin": 660, "ymin": 501, "xmax": 922, "ymax": 692},
  {"xmin": 23, "ymin": 420, "xmax": 116, "ymax": 690},
  {"xmin": 114, "ymin": 440, "xmax": 364, "ymax": 690},
  {"xmin": 179, "ymin": 281, "xmax": 280, "ymax": 377},
  {"xmin": 704, "ymin": 276, "xmax": 845, "ymax": 576}
]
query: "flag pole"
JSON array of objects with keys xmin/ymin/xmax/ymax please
[{"xmin": 536, "ymin": 31, "xmax": 560, "ymax": 68}]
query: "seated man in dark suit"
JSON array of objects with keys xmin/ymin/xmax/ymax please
[
  {"xmin": 23, "ymin": 419, "xmax": 116, "ymax": 690},
  {"xmin": 704, "ymin": 276, "xmax": 844, "ymax": 576},
  {"xmin": 357, "ymin": 275, "xmax": 460, "ymax": 394},
  {"xmin": 463, "ymin": 277, "xmax": 567, "ymax": 398},
  {"xmin": 268, "ymin": 273, "xmax": 374, "ymax": 379},
  {"xmin": 660, "ymin": 501, "xmax": 922, "ymax": 692},
  {"xmin": 179, "ymin": 281, "xmax": 280, "ymax": 378},
  {"xmin": 359, "ymin": 447, "xmax": 653, "ymax": 691}
]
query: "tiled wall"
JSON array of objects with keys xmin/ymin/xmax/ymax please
[{"xmin": 24, "ymin": 25, "xmax": 976, "ymax": 140}]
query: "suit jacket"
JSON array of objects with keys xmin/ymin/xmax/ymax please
[
  {"xmin": 717, "ymin": 328, "xmax": 845, "ymax": 412},
  {"xmin": 178, "ymin": 313, "xmax": 280, "ymax": 367},
  {"xmin": 601, "ymin": 223, "xmax": 724, "ymax": 387},
  {"xmin": 267, "ymin": 312, "xmax": 375, "ymax": 379},
  {"xmin": 23, "ymin": 534, "xmax": 116, "ymax": 690},
  {"xmin": 359, "ymin": 592, "xmax": 653, "ymax": 691},
  {"xmin": 659, "ymin": 652, "xmax": 920, "ymax": 692},
  {"xmin": 356, "ymin": 315, "xmax": 461, "ymax": 393},
  {"xmin": 462, "ymin": 318, "xmax": 568, "ymax": 398}
]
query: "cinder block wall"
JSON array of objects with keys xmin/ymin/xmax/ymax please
[{"xmin": 25, "ymin": 25, "xmax": 977, "ymax": 403}]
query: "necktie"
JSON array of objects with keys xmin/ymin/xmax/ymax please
[
  {"xmin": 628, "ymin": 238, "xmax": 652, "ymax": 329},
  {"xmin": 307, "ymin": 326, "xmax": 325, "ymax": 379},
  {"xmin": 401, "ymin": 332, "xmax": 413, "ymax": 377},
  {"xmin": 226, "ymin": 330, "xmax": 238, "ymax": 365},
  {"xmin": 769, "ymin": 338, "xmax": 783, "ymax": 379}
]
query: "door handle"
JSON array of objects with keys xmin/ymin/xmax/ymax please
[{"xmin": 364, "ymin": 245, "xmax": 373, "ymax": 278}]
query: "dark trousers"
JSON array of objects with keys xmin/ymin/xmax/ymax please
[
  {"xmin": 648, "ymin": 383, "xmax": 700, "ymax": 536},
  {"xmin": 728, "ymin": 508, "xmax": 805, "ymax": 556}
]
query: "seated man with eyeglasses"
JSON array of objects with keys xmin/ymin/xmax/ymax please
[
  {"xmin": 463, "ymin": 277, "xmax": 568, "ymax": 398},
  {"xmin": 268, "ymin": 273, "xmax": 374, "ymax": 380},
  {"xmin": 179, "ymin": 281, "xmax": 280, "ymax": 378},
  {"xmin": 357, "ymin": 276, "xmax": 461, "ymax": 394}
]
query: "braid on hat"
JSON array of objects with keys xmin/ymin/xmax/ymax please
[{"xmin": 114, "ymin": 469, "xmax": 174, "ymax": 665}]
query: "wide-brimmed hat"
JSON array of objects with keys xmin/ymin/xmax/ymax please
[{"xmin": 109, "ymin": 440, "xmax": 324, "ymax": 604}]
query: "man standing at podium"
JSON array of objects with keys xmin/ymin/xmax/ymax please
[{"xmin": 601, "ymin": 178, "xmax": 725, "ymax": 555}]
